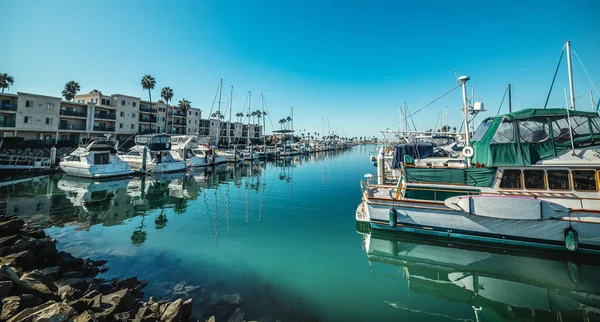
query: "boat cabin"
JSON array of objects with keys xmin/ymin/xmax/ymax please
[{"xmin": 135, "ymin": 134, "xmax": 172, "ymax": 151}]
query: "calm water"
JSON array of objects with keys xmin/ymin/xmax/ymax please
[{"xmin": 1, "ymin": 146, "xmax": 599, "ymax": 322}]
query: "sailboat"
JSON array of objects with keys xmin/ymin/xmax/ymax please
[
  {"xmin": 240, "ymin": 91, "xmax": 259, "ymax": 161},
  {"xmin": 358, "ymin": 41, "xmax": 600, "ymax": 254}
]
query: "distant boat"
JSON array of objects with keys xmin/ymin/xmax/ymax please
[{"xmin": 60, "ymin": 139, "xmax": 133, "ymax": 178}]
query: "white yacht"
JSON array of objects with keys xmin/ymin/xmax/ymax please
[
  {"xmin": 120, "ymin": 134, "xmax": 186, "ymax": 173},
  {"xmin": 240, "ymin": 146, "xmax": 260, "ymax": 161},
  {"xmin": 60, "ymin": 139, "xmax": 133, "ymax": 178},
  {"xmin": 171, "ymin": 135, "xmax": 212, "ymax": 167}
]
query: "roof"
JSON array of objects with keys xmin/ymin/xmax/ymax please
[{"xmin": 490, "ymin": 108, "xmax": 598, "ymax": 121}]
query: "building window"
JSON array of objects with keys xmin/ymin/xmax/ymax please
[
  {"xmin": 195, "ymin": 120, "xmax": 197, "ymax": 124},
  {"xmin": 500, "ymin": 170, "xmax": 522, "ymax": 189},
  {"xmin": 119, "ymin": 123, "xmax": 124, "ymax": 129},
  {"xmin": 573, "ymin": 170, "xmax": 597, "ymax": 191},
  {"xmin": 524, "ymin": 170, "xmax": 545, "ymax": 189},
  {"xmin": 189, "ymin": 111, "xmax": 192, "ymax": 115},
  {"xmin": 24, "ymin": 116, "xmax": 32, "ymax": 124},
  {"xmin": 548, "ymin": 170, "xmax": 570, "ymax": 190},
  {"xmin": 45, "ymin": 118, "xmax": 52, "ymax": 125},
  {"xmin": 77, "ymin": 99, "xmax": 85, "ymax": 103},
  {"xmin": 47, "ymin": 103, "xmax": 54, "ymax": 110},
  {"xmin": 188, "ymin": 120, "xmax": 191, "ymax": 124},
  {"xmin": 131, "ymin": 113, "xmax": 136, "ymax": 118},
  {"xmin": 121, "ymin": 100, "xmax": 126, "ymax": 105},
  {"xmin": 91, "ymin": 98, "xmax": 97, "ymax": 103},
  {"xmin": 131, "ymin": 124, "xmax": 135, "ymax": 129},
  {"xmin": 120, "ymin": 111, "xmax": 125, "ymax": 117},
  {"xmin": 132, "ymin": 102, "xmax": 136, "ymax": 107},
  {"xmin": 26, "ymin": 100, "xmax": 33, "ymax": 107}
]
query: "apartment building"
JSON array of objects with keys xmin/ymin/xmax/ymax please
[{"xmin": 0, "ymin": 91, "xmax": 264, "ymax": 146}]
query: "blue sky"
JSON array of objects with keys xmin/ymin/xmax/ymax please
[{"xmin": 2, "ymin": 0, "xmax": 599, "ymax": 138}]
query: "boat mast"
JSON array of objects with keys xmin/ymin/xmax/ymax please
[
  {"xmin": 247, "ymin": 91, "xmax": 251, "ymax": 147},
  {"xmin": 508, "ymin": 84, "xmax": 512, "ymax": 113},
  {"xmin": 458, "ymin": 76, "xmax": 471, "ymax": 166},
  {"xmin": 590, "ymin": 90, "xmax": 595, "ymax": 111},
  {"xmin": 228, "ymin": 85, "xmax": 233, "ymax": 146},
  {"xmin": 566, "ymin": 40, "xmax": 576, "ymax": 110},
  {"xmin": 262, "ymin": 93, "xmax": 266, "ymax": 153},
  {"xmin": 216, "ymin": 79, "xmax": 222, "ymax": 147}
]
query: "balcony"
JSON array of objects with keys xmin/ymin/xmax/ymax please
[
  {"xmin": 59, "ymin": 123, "xmax": 86, "ymax": 131},
  {"xmin": 0, "ymin": 104, "xmax": 17, "ymax": 112},
  {"xmin": 138, "ymin": 129, "xmax": 156, "ymax": 134},
  {"xmin": 168, "ymin": 121, "xmax": 185, "ymax": 127},
  {"xmin": 139, "ymin": 116, "xmax": 157, "ymax": 123},
  {"xmin": 0, "ymin": 120, "xmax": 16, "ymax": 128},
  {"xmin": 94, "ymin": 112, "xmax": 117, "ymax": 120},
  {"xmin": 60, "ymin": 110, "xmax": 87, "ymax": 117},
  {"xmin": 171, "ymin": 110, "xmax": 186, "ymax": 117},
  {"xmin": 139, "ymin": 105, "xmax": 157, "ymax": 113},
  {"xmin": 93, "ymin": 125, "xmax": 115, "ymax": 132}
]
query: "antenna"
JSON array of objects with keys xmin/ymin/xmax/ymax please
[{"xmin": 453, "ymin": 69, "xmax": 458, "ymax": 81}]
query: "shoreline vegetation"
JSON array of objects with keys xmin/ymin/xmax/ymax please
[{"xmin": 0, "ymin": 215, "xmax": 251, "ymax": 322}]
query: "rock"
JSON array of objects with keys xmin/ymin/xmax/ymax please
[
  {"xmin": 0, "ymin": 219, "xmax": 25, "ymax": 236},
  {"xmin": 0, "ymin": 235, "xmax": 20, "ymax": 248},
  {"xmin": 97, "ymin": 289, "xmax": 136, "ymax": 317},
  {"xmin": 69, "ymin": 298, "xmax": 94, "ymax": 314},
  {"xmin": 1, "ymin": 295, "xmax": 45, "ymax": 321},
  {"xmin": 0, "ymin": 236, "xmax": 36, "ymax": 256},
  {"xmin": 92, "ymin": 260, "xmax": 108, "ymax": 266},
  {"xmin": 22, "ymin": 229, "xmax": 47, "ymax": 239},
  {"xmin": 5, "ymin": 300, "xmax": 55, "ymax": 322},
  {"xmin": 182, "ymin": 298, "xmax": 193, "ymax": 321},
  {"xmin": 0, "ymin": 280, "xmax": 14, "ymax": 296},
  {"xmin": 205, "ymin": 316, "xmax": 216, "ymax": 322},
  {"xmin": 33, "ymin": 237, "xmax": 58, "ymax": 266},
  {"xmin": 0, "ymin": 264, "xmax": 20, "ymax": 283},
  {"xmin": 39, "ymin": 266, "xmax": 61, "ymax": 279},
  {"xmin": 60, "ymin": 271, "xmax": 85, "ymax": 279},
  {"xmin": 227, "ymin": 308, "xmax": 245, "ymax": 322},
  {"xmin": 56, "ymin": 277, "xmax": 89, "ymax": 291},
  {"xmin": 114, "ymin": 311, "xmax": 131, "ymax": 321},
  {"xmin": 58, "ymin": 284, "xmax": 81, "ymax": 301},
  {"xmin": 0, "ymin": 249, "xmax": 35, "ymax": 269},
  {"xmin": 74, "ymin": 310, "xmax": 99, "ymax": 322},
  {"xmin": 160, "ymin": 299, "xmax": 183, "ymax": 322},
  {"xmin": 16, "ymin": 271, "xmax": 59, "ymax": 300},
  {"xmin": 56, "ymin": 251, "xmax": 85, "ymax": 272},
  {"xmin": 222, "ymin": 293, "xmax": 242, "ymax": 305},
  {"xmin": 115, "ymin": 276, "xmax": 140, "ymax": 290},
  {"xmin": 11, "ymin": 301, "xmax": 75, "ymax": 322}
]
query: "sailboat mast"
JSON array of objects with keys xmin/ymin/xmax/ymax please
[
  {"xmin": 458, "ymin": 76, "xmax": 471, "ymax": 166},
  {"xmin": 566, "ymin": 40, "xmax": 576, "ymax": 110},
  {"xmin": 228, "ymin": 85, "xmax": 232, "ymax": 146},
  {"xmin": 216, "ymin": 79, "xmax": 222, "ymax": 147},
  {"xmin": 247, "ymin": 91, "xmax": 251, "ymax": 146},
  {"xmin": 262, "ymin": 93, "xmax": 266, "ymax": 153}
]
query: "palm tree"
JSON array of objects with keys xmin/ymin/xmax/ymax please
[
  {"xmin": 0, "ymin": 73, "xmax": 14, "ymax": 93},
  {"xmin": 62, "ymin": 81, "xmax": 80, "ymax": 102},
  {"xmin": 141, "ymin": 75, "xmax": 156, "ymax": 131},
  {"xmin": 235, "ymin": 112, "xmax": 243, "ymax": 122},
  {"xmin": 161, "ymin": 87, "xmax": 174, "ymax": 132},
  {"xmin": 178, "ymin": 99, "xmax": 191, "ymax": 111},
  {"xmin": 279, "ymin": 118, "xmax": 286, "ymax": 132},
  {"xmin": 452, "ymin": 127, "xmax": 457, "ymax": 133},
  {"xmin": 89, "ymin": 89, "xmax": 101, "ymax": 94}
]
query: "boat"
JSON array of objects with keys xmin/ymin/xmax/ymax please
[
  {"xmin": 170, "ymin": 135, "xmax": 213, "ymax": 167},
  {"xmin": 60, "ymin": 138, "xmax": 133, "ymax": 178},
  {"xmin": 120, "ymin": 134, "xmax": 186, "ymax": 173},
  {"xmin": 358, "ymin": 226, "xmax": 600, "ymax": 321},
  {"xmin": 357, "ymin": 41, "xmax": 600, "ymax": 254}
]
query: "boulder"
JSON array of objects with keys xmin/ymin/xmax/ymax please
[
  {"xmin": 182, "ymin": 298, "xmax": 193, "ymax": 321},
  {"xmin": 96, "ymin": 289, "xmax": 136, "ymax": 317},
  {"xmin": 10, "ymin": 301, "xmax": 75, "ymax": 322},
  {"xmin": 56, "ymin": 277, "xmax": 89, "ymax": 291},
  {"xmin": 0, "ymin": 219, "xmax": 25, "ymax": 236},
  {"xmin": 74, "ymin": 310, "xmax": 99, "ymax": 322},
  {"xmin": 114, "ymin": 311, "xmax": 131, "ymax": 321},
  {"xmin": 1, "ymin": 295, "xmax": 45, "ymax": 321},
  {"xmin": 0, "ymin": 236, "xmax": 36, "ymax": 256},
  {"xmin": 16, "ymin": 271, "xmax": 59, "ymax": 300},
  {"xmin": 0, "ymin": 249, "xmax": 35, "ymax": 269},
  {"xmin": 0, "ymin": 264, "xmax": 20, "ymax": 283},
  {"xmin": 0, "ymin": 280, "xmax": 14, "ymax": 296},
  {"xmin": 160, "ymin": 299, "xmax": 183, "ymax": 322},
  {"xmin": 38, "ymin": 266, "xmax": 61, "ymax": 279},
  {"xmin": 58, "ymin": 284, "xmax": 81, "ymax": 301},
  {"xmin": 55, "ymin": 251, "xmax": 85, "ymax": 272},
  {"xmin": 0, "ymin": 235, "xmax": 20, "ymax": 248}
]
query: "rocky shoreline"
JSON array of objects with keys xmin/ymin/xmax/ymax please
[{"xmin": 0, "ymin": 216, "xmax": 249, "ymax": 322}]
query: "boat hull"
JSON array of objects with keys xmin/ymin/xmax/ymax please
[
  {"xmin": 60, "ymin": 162, "xmax": 133, "ymax": 179},
  {"xmin": 361, "ymin": 201, "xmax": 600, "ymax": 254}
]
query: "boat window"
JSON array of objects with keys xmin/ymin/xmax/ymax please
[
  {"xmin": 571, "ymin": 116, "xmax": 591, "ymax": 138},
  {"xmin": 491, "ymin": 120, "xmax": 514, "ymax": 144},
  {"xmin": 93, "ymin": 153, "xmax": 110, "ymax": 165},
  {"xmin": 547, "ymin": 170, "xmax": 570, "ymax": 190},
  {"xmin": 471, "ymin": 119, "xmax": 492, "ymax": 142},
  {"xmin": 591, "ymin": 118, "xmax": 600, "ymax": 135},
  {"xmin": 523, "ymin": 170, "xmax": 545, "ymax": 189},
  {"xmin": 128, "ymin": 151, "xmax": 140, "ymax": 156},
  {"xmin": 499, "ymin": 169, "xmax": 522, "ymax": 189},
  {"xmin": 518, "ymin": 119, "xmax": 549, "ymax": 143},
  {"xmin": 573, "ymin": 170, "xmax": 597, "ymax": 191},
  {"xmin": 552, "ymin": 118, "xmax": 571, "ymax": 142}
]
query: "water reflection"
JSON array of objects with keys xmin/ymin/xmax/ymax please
[{"xmin": 356, "ymin": 223, "xmax": 600, "ymax": 321}]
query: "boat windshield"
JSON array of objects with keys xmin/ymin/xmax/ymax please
[{"xmin": 471, "ymin": 119, "xmax": 492, "ymax": 142}]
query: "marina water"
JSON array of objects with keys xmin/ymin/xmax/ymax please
[{"xmin": 2, "ymin": 146, "xmax": 599, "ymax": 321}]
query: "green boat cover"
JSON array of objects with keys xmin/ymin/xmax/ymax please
[
  {"xmin": 405, "ymin": 167, "xmax": 497, "ymax": 187},
  {"xmin": 470, "ymin": 108, "xmax": 600, "ymax": 167}
]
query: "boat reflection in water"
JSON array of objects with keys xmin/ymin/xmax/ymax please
[{"xmin": 356, "ymin": 222, "xmax": 600, "ymax": 321}]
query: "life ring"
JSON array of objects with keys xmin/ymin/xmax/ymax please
[{"xmin": 462, "ymin": 146, "xmax": 474, "ymax": 158}]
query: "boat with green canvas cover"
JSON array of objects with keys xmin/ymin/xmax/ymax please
[{"xmin": 358, "ymin": 42, "xmax": 600, "ymax": 254}]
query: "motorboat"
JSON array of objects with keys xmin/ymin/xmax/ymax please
[
  {"xmin": 60, "ymin": 139, "xmax": 133, "ymax": 178},
  {"xmin": 171, "ymin": 135, "xmax": 212, "ymax": 167},
  {"xmin": 120, "ymin": 134, "xmax": 186, "ymax": 173}
]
